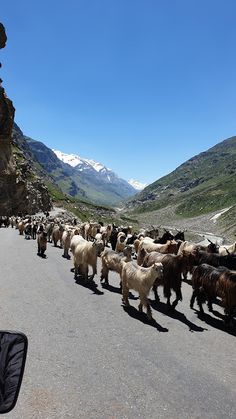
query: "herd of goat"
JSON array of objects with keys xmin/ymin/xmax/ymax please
[{"xmin": 1, "ymin": 214, "xmax": 236, "ymax": 328}]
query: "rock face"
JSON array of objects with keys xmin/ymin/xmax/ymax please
[
  {"xmin": 0, "ymin": 23, "xmax": 51, "ymax": 215},
  {"xmin": 0, "ymin": 23, "xmax": 7, "ymax": 49}
]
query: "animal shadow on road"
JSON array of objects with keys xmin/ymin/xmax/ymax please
[
  {"xmin": 75, "ymin": 275, "xmax": 104, "ymax": 295},
  {"xmin": 122, "ymin": 305, "xmax": 168, "ymax": 332},
  {"xmin": 101, "ymin": 283, "xmax": 139, "ymax": 300},
  {"xmin": 150, "ymin": 300, "xmax": 206, "ymax": 332},
  {"xmin": 193, "ymin": 309, "xmax": 236, "ymax": 336},
  {"xmin": 101, "ymin": 283, "xmax": 122, "ymax": 294}
]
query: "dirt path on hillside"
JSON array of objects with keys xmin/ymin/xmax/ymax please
[{"xmin": 135, "ymin": 204, "xmax": 231, "ymax": 244}]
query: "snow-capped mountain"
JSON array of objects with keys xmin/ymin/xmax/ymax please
[
  {"xmin": 53, "ymin": 150, "xmax": 145, "ymax": 189},
  {"xmin": 40, "ymin": 148, "xmax": 137, "ymax": 205},
  {"xmin": 128, "ymin": 179, "xmax": 148, "ymax": 191},
  {"xmin": 53, "ymin": 149, "xmax": 115, "ymax": 182},
  {"xmin": 52, "ymin": 150, "xmax": 83, "ymax": 167}
]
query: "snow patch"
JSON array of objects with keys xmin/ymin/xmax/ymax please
[
  {"xmin": 210, "ymin": 207, "xmax": 232, "ymax": 223},
  {"xmin": 53, "ymin": 149, "xmax": 83, "ymax": 167}
]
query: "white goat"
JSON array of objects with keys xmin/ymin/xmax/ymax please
[
  {"xmin": 62, "ymin": 229, "xmax": 73, "ymax": 258},
  {"xmin": 218, "ymin": 242, "xmax": 236, "ymax": 256},
  {"xmin": 73, "ymin": 240, "xmax": 104, "ymax": 281},
  {"xmin": 100, "ymin": 246, "xmax": 133, "ymax": 285},
  {"xmin": 70, "ymin": 234, "xmax": 86, "ymax": 256},
  {"xmin": 115, "ymin": 232, "xmax": 127, "ymax": 253},
  {"xmin": 121, "ymin": 261, "xmax": 163, "ymax": 319}
]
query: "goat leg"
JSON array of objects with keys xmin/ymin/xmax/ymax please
[
  {"xmin": 190, "ymin": 290, "xmax": 196, "ymax": 309},
  {"xmin": 152, "ymin": 284, "xmax": 160, "ymax": 302}
]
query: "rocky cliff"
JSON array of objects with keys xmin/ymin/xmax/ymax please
[{"xmin": 0, "ymin": 23, "xmax": 51, "ymax": 215}]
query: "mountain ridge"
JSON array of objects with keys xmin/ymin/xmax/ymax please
[
  {"xmin": 53, "ymin": 149, "xmax": 146, "ymax": 191},
  {"xmin": 23, "ymin": 136, "xmax": 137, "ymax": 206}
]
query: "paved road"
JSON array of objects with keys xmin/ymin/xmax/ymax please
[{"xmin": 0, "ymin": 228, "xmax": 235, "ymax": 419}]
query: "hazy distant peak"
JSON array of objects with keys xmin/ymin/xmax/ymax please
[{"xmin": 128, "ymin": 179, "xmax": 148, "ymax": 190}]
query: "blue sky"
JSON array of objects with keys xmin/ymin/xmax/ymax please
[{"xmin": 1, "ymin": 0, "xmax": 236, "ymax": 184}]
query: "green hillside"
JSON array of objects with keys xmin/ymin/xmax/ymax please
[{"xmin": 127, "ymin": 136, "xmax": 236, "ymax": 217}]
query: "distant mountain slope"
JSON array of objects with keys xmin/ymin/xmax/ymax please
[
  {"xmin": 25, "ymin": 140, "xmax": 136, "ymax": 206},
  {"xmin": 127, "ymin": 136, "xmax": 236, "ymax": 217}
]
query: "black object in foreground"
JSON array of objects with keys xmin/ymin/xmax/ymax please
[{"xmin": 0, "ymin": 331, "xmax": 28, "ymax": 414}]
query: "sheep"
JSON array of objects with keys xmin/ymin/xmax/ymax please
[
  {"xmin": 142, "ymin": 250, "xmax": 195, "ymax": 308},
  {"xmin": 100, "ymin": 245, "xmax": 133, "ymax": 286},
  {"xmin": 115, "ymin": 232, "xmax": 127, "ymax": 253},
  {"xmin": 37, "ymin": 231, "xmax": 47, "ymax": 257},
  {"xmin": 121, "ymin": 261, "xmax": 163, "ymax": 319},
  {"xmin": 218, "ymin": 242, "xmax": 236, "ymax": 256},
  {"xmin": 73, "ymin": 240, "xmax": 104, "ymax": 282}
]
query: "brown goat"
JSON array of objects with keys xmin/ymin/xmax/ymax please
[
  {"xmin": 216, "ymin": 270, "xmax": 236, "ymax": 324},
  {"xmin": 100, "ymin": 246, "xmax": 132, "ymax": 286},
  {"xmin": 142, "ymin": 251, "xmax": 193, "ymax": 308},
  {"xmin": 137, "ymin": 240, "xmax": 179, "ymax": 266},
  {"xmin": 190, "ymin": 263, "xmax": 236, "ymax": 325},
  {"xmin": 37, "ymin": 232, "xmax": 47, "ymax": 257}
]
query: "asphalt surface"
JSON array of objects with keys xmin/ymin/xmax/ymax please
[{"xmin": 0, "ymin": 228, "xmax": 235, "ymax": 419}]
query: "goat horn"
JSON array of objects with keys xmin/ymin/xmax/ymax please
[{"xmin": 224, "ymin": 247, "xmax": 230, "ymax": 255}]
